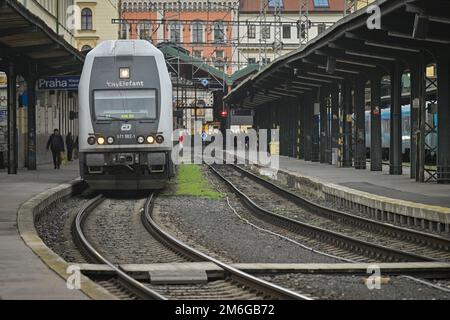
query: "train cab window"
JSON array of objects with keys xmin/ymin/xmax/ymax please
[{"xmin": 94, "ymin": 89, "xmax": 157, "ymax": 120}]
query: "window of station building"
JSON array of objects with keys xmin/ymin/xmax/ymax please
[
  {"xmin": 138, "ymin": 22, "xmax": 151, "ymax": 40},
  {"xmin": 170, "ymin": 21, "xmax": 181, "ymax": 43},
  {"xmin": 248, "ymin": 58, "xmax": 257, "ymax": 65},
  {"xmin": 317, "ymin": 23, "xmax": 327, "ymax": 35},
  {"xmin": 215, "ymin": 50, "xmax": 224, "ymax": 59},
  {"xmin": 268, "ymin": 0, "xmax": 284, "ymax": 8},
  {"xmin": 262, "ymin": 25, "xmax": 271, "ymax": 39},
  {"xmin": 313, "ymin": 0, "xmax": 330, "ymax": 8},
  {"xmin": 282, "ymin": 25, "xmax": 291, "ymax": 39},
  {"xmin": 81, "ymin": 8, "xmax": 93, "ymax": 30},
  {"xmin": 262, "ymin": 58, "xmax": 271, "ymax": 64},
  {"xmin": 193, "ymin": 50, "xmax": 202, "ymax": 59},
  {"xmin": 214, "ymin": 21, "xmax": 225, "ymax": 43},
  {"xmin": 192, "ymin": 21, "xmax": 203, "ymax": 43},
  {"xmin": 247, "ymin": 24, "xmax": 256, "ymax": 39}
]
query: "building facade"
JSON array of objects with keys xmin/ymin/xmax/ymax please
[
  {"xmin": 236, "ymin": 0, "xmax": 345, "ymax": 68},
  {"xmin": 74, "ymin": 0, "xmax": 120, "ymax": 51},
  {"xmin": 121, "ymin": 0, "xmax": 239, "ymax": 74}
]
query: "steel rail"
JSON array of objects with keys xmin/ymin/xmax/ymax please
[
  {"xmin": 208, "ymin": 164, "xmax": 438, "ymax": 263},
  {"xmin": 142, "ymin": 193, "xmax": 312, "ymax": 300},
  {"xmin": 73, "ymin": 194, "xmax": 167, "ymax": 300},
  {"xmin": 230, "ymin": 164, "xmax": 450, "ymax": 254}
]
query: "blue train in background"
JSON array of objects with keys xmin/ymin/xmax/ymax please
[{"xmin": 364, "ymin": 104, "xmax": 438, "ymax": 161}]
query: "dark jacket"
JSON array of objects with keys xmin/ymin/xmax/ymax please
[
  {"xmin": 66, "ymin": 135, "xmax": 74, "ymax": 149},
  {"xmin": 46, "ymin": 134, "xmax": 65, "ymax": 152}
]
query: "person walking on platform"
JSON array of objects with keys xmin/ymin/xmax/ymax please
[
  {"xmin": 66, "ymin": 132, "xmax": 74, "ymax": 161},
  {"xmin": 46, "ymin": 129, "xmax": 65, "ymax": 169}
]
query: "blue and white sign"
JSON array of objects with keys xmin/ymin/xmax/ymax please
[
  {"xmin": 0, "ymin": 109, "xmax": 7, "ymax": 122},
  {"xmin": 37, "ymin": 76, "xmax": 80, "ymax": 90},
  {"xmin": 201, "ymin": 132, "xmax": 207, "ymax": 142},
  {"xmin": 201, "ymin": 79, "xmax": 209, "ymax": 87}
]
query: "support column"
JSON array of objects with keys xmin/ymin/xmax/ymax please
[
  {"xmin": 298, "ymin": 101, "xmax": 304, "ymax": 159},
  {"xmin": 330, "ymin": 84, "xmax": 339, "ymax": 165},
  {"xmin": 311, "ymin": 91, "xmax": 320, "ymax": 162},
  {"xmin": 27, "ymin": 72, "xmax": 37, "ymax": 170},
  {"xmin": 354, "ymin": 78, "xmax": 366, "ymax": 169},
  {"xmin": 342, "ymin": 81, "xmax": 353, "ymax": 167},
  {"xmin": 320, "ymin": 87, "xmax": 329, "ymax": 163},
  {"xmin": 436, "ymin": 52, "xmax": 450, "ymax": 183},
  {"xmin": 409, "ymin": 54, "xmax": 425, "ymax": 180},
  {"xmin": 303, "ymin": 94, "xmax": 312, "ymax": 161},
  {"xmin": 390, "ymin": 63, "xmax": 403, "ymax": 175},
  {"xmin": 7, "ymin": 61, "xmax": 17, "ymax": 174},
  {"xmin": 370, "ymin": 75, "xmax": 382, "ymax": 171}
]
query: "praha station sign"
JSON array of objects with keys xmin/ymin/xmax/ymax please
[{"xmin": 37, "ymin": 76, "xmax": 80, "ymax": 90}]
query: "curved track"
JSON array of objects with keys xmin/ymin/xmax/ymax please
[
  {"xmin": 73, "ymin": 194, "xmax": 311, "ymax": 300},
  {"xmin": 209, "ymin": 164, "xmax": 450, "ymax": 263}
]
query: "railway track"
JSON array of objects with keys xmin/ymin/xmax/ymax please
[
  {"xmin": 209, "ymin": 164, "xmax": 450, "ymax": 263},
  {"xmin": 73, "ymin": 194, "xmax": 310, "ymax": 300}
]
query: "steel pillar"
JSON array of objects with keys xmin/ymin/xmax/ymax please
[
  {"xmin": 311, "ymin": 92, "xmax": 320, "ymax": 162},
  {"xmin": 7, "ymin": 61, "xmax": 17, "ymax": 174},
  {"xmin": 330, "ymin": 85, "xmax": 339, "ymax": 165},
  {"xmin": 342, "ymin": 81, "xmax": 353, "ymax": 167},
  {"xmin": 303, "ymin": 94, "xmax": 312, "ymax": 161},
  {"xmin": 27, "ymin": 74, "xmax": 37, "ymax": 170},
  {"xmin": 319, "ymin": 88, "xmax": 329, "ymax": 163},
  {"xmin": 354, "ymin": 79, "xmax": 366, "ymax": 169},
  {"xmin": 409, "ymin": 54, "xmax": 425, "ymax": 180},
  {"xmin": 436, "ymin": 52, "xmax": 450, "ymax": 184},
  {"xmin": 298, "ymin": 101, "xmax": 304, "ymax": 159},
  {"xmin": 370, "ymin": 75, "xmax": 382, "ymax": 171},
  {"xmin": 390, "ymin": 64, "xmax": 403, "ymax": 175}
]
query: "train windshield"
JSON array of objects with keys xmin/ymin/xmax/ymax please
[{"xmin": 94, "ymin": 89, "xmax": 157, "ymax": 120}]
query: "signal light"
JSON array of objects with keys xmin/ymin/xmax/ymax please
[
  {"xmin": 87, "ymin": 136, "xmax": 96, "ymax": 145},
  {"xmin": 137, "ymin": 136, "xmax": 145, "ymax": 144},
  {"xmin": 107, "ymin": 136, "xmax": 115, "ymax": 145},
  {"xmin": 220, "ymin": 110, "xmax": 228, "ymax": 118}
]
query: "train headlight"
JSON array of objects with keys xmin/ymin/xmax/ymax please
[
  {"xmin": 87, "ymin": 136, "xmax": 96, "ymax": 145},
  {"xmin": 156, "ymin": 135, "xmax": 164, "ymax": 144},
  {"xmin": 137, "ymin": 136, "xmax": 145, "ymax": 144},
  {"xmin": 97, "ymin": 137, "xmax": 106, "ymax": 145},
  {"xmin": 146, "ymin": 135, "xmax": 155, "ymax": 144},
  {"xmin": 107, "ymin": 136, "xmax": 115, "ymax": 145},
  {"xmin": 119, "ymin": 67, "xmax": 130, "ymax": 79}
]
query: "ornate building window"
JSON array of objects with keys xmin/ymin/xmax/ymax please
[{"xmin": 81, "ymin": 8, "xmax": 93, "ymax": 30}]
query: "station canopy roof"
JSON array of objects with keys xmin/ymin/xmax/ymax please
[
  {"xmin": 0, "ymin": 0, "xmax": 85, "ymax": 76},
  {"xmin": 157, "ymin": 42, "xmax": 259, "ymax": 90},
  {"xmin": 224, "ymin": 0, "xmax": 450, "ymax": 108}
]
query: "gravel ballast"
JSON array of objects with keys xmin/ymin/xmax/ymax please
[{"xmin": 154, "ymin": 195, "xmax": 339, "ymax": 264}]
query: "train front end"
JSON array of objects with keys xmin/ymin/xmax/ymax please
[{"xmin": 78, "ymin": 40, "xmax": 174, "ymax": 190}]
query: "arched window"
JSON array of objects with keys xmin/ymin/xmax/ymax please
[
  {"xmin": 81, "ymin": 45, "xmax": 92, "ymax": 51},
  {"xmin": 214, "ymin": 20, "xmax": 225, "ymax": 43},
  {"xmin": 81, "ymin": 8, "xmax": 93, "ymax": 30},
  {"xmin": 192, "ymin": 21, "xmax": 203, "ymax": 43}
]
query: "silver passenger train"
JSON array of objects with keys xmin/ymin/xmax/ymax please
[{"xmin": 78, "ymin": 40, "xmax": 174, "ymax": 190}]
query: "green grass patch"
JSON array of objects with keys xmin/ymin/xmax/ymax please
[{"xmin": 162, "ymin": 164, "xmax": 222, "ymax": 199}]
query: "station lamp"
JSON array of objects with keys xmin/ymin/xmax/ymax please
[{"xmin": 119, "ymin": 67, "xmax": 130, "ymax": 79}]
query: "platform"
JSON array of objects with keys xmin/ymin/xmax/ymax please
[
  {"xmin": 277, "ymin": 157, "xmax": 450, "ymax": 209},
  {"xmin": 0, "ymin": 162, "xmax": 88, "ymax": 300}
]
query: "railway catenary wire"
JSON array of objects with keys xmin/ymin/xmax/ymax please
[
  {"xmin": 74, "ymin": 194, "xmax": 311, "ymax": 300},
  {"xmin": 208, "ymin": 164, "xmax": 450, "ymax": 263}
]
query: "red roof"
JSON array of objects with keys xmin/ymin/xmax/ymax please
[{"xmin": 239, "ymin": 0, "xmax": 345, "ymax": 13}]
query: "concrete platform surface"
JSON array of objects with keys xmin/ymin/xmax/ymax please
[
  {"xmin": 277, "ymin": 156, "xmax": 450, "ymax": 209},
  {"xmin": 0, "ymin": 162, "xmax": 87, "ymax": 300}
]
